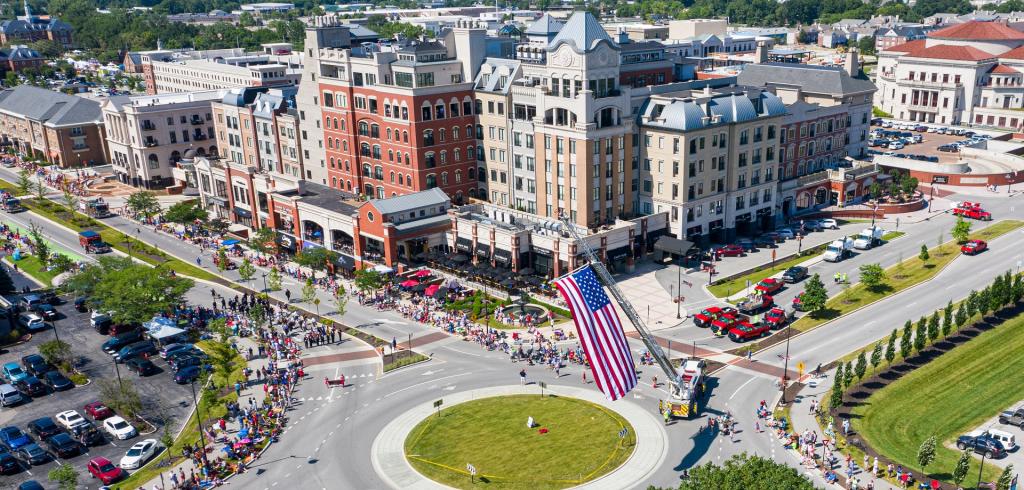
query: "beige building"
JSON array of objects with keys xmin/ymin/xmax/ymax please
[
  {"xmin": 102, "ymin": 90, "xmax": 224, "ymax": 188},
  {"xmin": 638, "ymin": 87, "xmax": 787, "ymax": 243},
  {"xmin": 473, "ymin": 58, "xmax": 522, "ymax": 207},
  {"xmin": 668, "ymin": 19, "xmax": 728, "ymax": 41},
  {"xmin": 138, "ymin": 45, "xmax": 303, "ymax": 95}
]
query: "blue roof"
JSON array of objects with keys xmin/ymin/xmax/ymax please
[{"xmin": 79, "ymin": 230, "xmax": 99, "ymax": 238}]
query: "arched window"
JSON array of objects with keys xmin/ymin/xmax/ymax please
[
  {"xmin": 426, "ymin": 174, "xmax": 437, "ymax": 188},
  {"xmin": 423, "ymin": 129, "xmax": 434, "ymax": 146},
  {"xmin": 362, "ymin": 164, "xmax": 371, "ymax": 177},
  {"xmin": 346, "ymin": 180, "xmax": 352, "ymax": 191},
  {"xmin": 425, "ymin": 152, "xmax": 436, "ymax": 168},
  {"xmin": 403, "ymin": 131, "xmax": 409, "ymax": 143},
  {"xmin": 435, "ymin": 103, "xmax": 445, "ymax": 119},
  {"xmin": 439, "ymin": 128, "xmax": 446, "ymax": 142},
  {"xmin": 344, "ymin": 160, "xmax": 350, "ymax": 171},
  {"xmin": 377, "ymin": 186, "xmax": 385, "ymax": 199},
  {"xmin": 390, "ymin": 171, "xmax": 395, "ymax": 183},
  {"xmin": 374, "ymin": 165, "xmax": 383, "ymax": 180},
  {"xmin": 468, "ymin": 167, "xmax": 476, "ymax": 180},
  {"xmin": 332, "ymin": 117, "xmax": 338, "ymax": 129},
  {"xmin": 364, "ymin": 183, "xmax": 373, "ymax": 196},
  {"xmin": 370, "ymin": 124, "xmax": 380, "ymax": 138},
  {"xmin": 387, "ymin": 128, "xmax": 392, "ymax": 140},
  {"xmin": 358, "ymin": 121, "xmax": 369, "ymax": 136},
  {"xmin": 468, "ymin": 188, "xmax": 477, "ymax": 198},
  {"xmin": 421, "ymin": 102, "xmax": 432, "ymax": 121},
  {"xmin": 372, "ymin": 145, "xmax": 381, "ymax": 159},
  {"xmin": 332, "ymin": 177, "xmax": 337, "ymax": 187},
  {"xmin": 388, "ymin": 149, "xmax": 394, "ymax": 161},
  {"xmin": 454, "ymin": 148, "xmax": 461, "ymax": 161},
  {"xmin": 475, "ymin": 124, "xmax": 483, "ymax": 139},
  {"xmin": 329, "ymin": 156, "xmax": 335, "ymax": 168},
  {"xmin": 466, "ymin": 125, "xmax": 473, "ymax": 139},
  {"xmin": 455, "ymin": 170, "xmax": 462, "ymax": 183},
  {"xmin": 342, "ymin": 140, "xmax": 348, "ymax": 152},
  {"xmin": 360, "ymin": 143, "xmax": 370, "ymax": 157},
  {"xmin": 405, "ymin": 154, "xmax": 410, "ymax": 165},
  {"xmin": 441, "ymin": 172, "xmax": 448, "ymax": 186},
  {"xmin": 453, "ymin": 126, "xmax": 460, "ymax": 140},
  {"xmin": 401, "ymin": 106, "xmax": 408, "ymax": 119},
  {"xmin": 398, "ymin": 173, "xmax": 404, "ymax": 185},
  {"xmin": 440, "ymin": 151, "xmax": 447, "ymax": 164},
  {"xmin": 328, "ymin": 139, "xmax": 334, "ymax": 149}
]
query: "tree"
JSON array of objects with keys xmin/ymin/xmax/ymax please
[
  {"xmin": 125, "ymin": 191, "xmax": 161, "ymax": 220},
  {"xmin": 238, "ymin": 257, "xmax": 255, "ymax": 282},
  {"xmin": 0, "ymin": 267, "xmax": 14, "ymax": 295},
  {"xmin": 334, "ymin": 285, "xmax": 349, "ymax": 318},
  {"xmin": 800, "ymin": 274, "xmax": 828, "ymax": 315},
  {"xmin": 67, "ymin": 257, "xmax": 193, "ymax": 325},
  {"xmin": 295, "ymin": 247, "xmax": 340, "ymax": 272},
  {"xmin": 928, "ymin": 311, "xmax": 940, "ymax": 342},
  {"xmin": 943, "ymin": 300, "xmax": 954, "ymax": 337},
  {"xmin": 857, "ymin": 36, "xmax": 876, "ymax": 56},
  {"xmin": 301, "ymin": 277, "xmax": 316, "ymax": 304},
  {"xmin": 854, "ymin": 351, "xmax": 867, "ymax": 380},
  {"xmin": 996, "ymin": 464, "xmax": 1015, "ymax": 490},
  {"xmin": 918, "ymin": 244, "xmax": 930, "ymax": 264},
  {"xmin": 1014, "ymin": 275, "xmax": 1024, "ymax": 304},
  {"xmin": 979, "ymin": 286, "xmax": 992, "ymax": 317},
  {"xmin": 885, "ymin": 329, "xmax": 897, "ymax": 365},
  {"xmin": 955, "ymin": 303, "xmax": 968, "ymax": 330},
  {"xmin": 62, "ymin": 189, "xmax": 79, "ymax": 215},
  {"xmin": 870, "ymin": 342, "xmax": 882, "ymax": 370},
  {"xmin": 830, "ymin": 366, "xmax": 845, "ymax": 407},
  {"xmin": 266, "ymin": 267, "xmax": 282, "ymax": 291},
  {"xmin": 869, "ymin": 181, "xmax": 882, "ymax": 201},
  {"xmin": 354, "ymin": 268, "xmax": 384, "ymax": 293},
  {"xmin": 952, "ymin": 216, "xmax": 971, "ymax": 244},
  {"xmin": 216, "ymin": 248, "xmax": 229, "ymax": 272},
  {"xmin": 250, "ymin": 300, "xmax": 268, "ymax": 330},
  {"xmin": 16, "ymin": 169, "xmax": 31, "ymax": 196},
  {"xmin": 248, "ymin": 227, "xmax": 276, "ymax": 254},
  {"xmin": 97, "ymin": 378, "xmax": 142, "ymax": 419},
  {"xmin": 917, "ymin": 435, "xmax": 937, "ymax": 472},
  {"xmin": 843, "ymin": 360, "xmax": 854, "ymax": 389},
  {"xmin": 900, "ymin": 320, "xmax": 912, "ymax": 359},
  {"xmin": 678, "ymin": 453, "xmax": 816, "ymax": 490},
  {"xmin": 163, "ymin": 200, "xmax": 208, "ymax": 224},
  {"xmin": 952, "ymin": 449, "xmax": 971, "ymax": 487},
  {"xmin": 48, "ymin": 464, "xmax": 79, "ymax": 490},
  {"xmin": 966, "ymin": 290, "xmax": 979, "ymax": 317},
  {"xmin": 33, "ymin": 178, "xmax": 46, "ymax": 200},
  {"xmin": 29, "ymin": 221, "xmax": 50, "ymax": 268},
  {"xmin": 859, "ymin": 263, "xmax": 886, "ymax": 292},
  {"xmin": 914, "ymin": 316, "xmax": 927, "ymax": 353},
  {"xmin": 39, "ymin": 339, "xmax": 72, "ymax": 369}
]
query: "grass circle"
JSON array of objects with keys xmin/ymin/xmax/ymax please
[{"xmin": 404, "ymin": 394, "xmax": 636, "ymax": 489}]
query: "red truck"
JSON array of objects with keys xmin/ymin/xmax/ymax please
[
  {"xmin": 792, "ymin": 292, "xmax": 806, "ymax": 311},
  {"xmin": 961, "ymin": 239, "xmax": 988, "ymax": 255},
  {"xmin": 727, "ymin": 321, "xmax": 772, "ymax": 343},
  {"xmin": 754, "ymin": 278, "xmax": 784, "ymax": 295},
  {"xmin": 693, "ymin": 306, "xmax": 738, "ymax": 329},
  {"xmin": 762, "ymin": 307, "xmax": 790, "ymax": 329},
  {"xmin": 953, "ymin": 201, "xmax": 992, "ymax": 221},
  {"xmin": 78, "ymin": 230, "xmax": 111, "ymax": 254},
  {"xmin": 710, "ymin": 314, "xmax": 746, "ymax": 337},
  {"xmin": 737, "ymin": 294, "xmax": 774, "ymax": 314}
]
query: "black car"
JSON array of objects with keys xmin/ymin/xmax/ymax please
[
  {"xmin": 42, "ymin": 371, "xmax": 73, "ymax": 391},
  {"xmin": 44, "ymin": 433, "xmax": 79, "ymax": 458},
  {"xmin": 38, "ymin": 291, "xmax": 60, "ymax": 305},
  {"xmin": 957, "ymin": 433, "xmax": 1005, "ymax": 458},
  {"xmin": 74, "ymin": 297, "xmax": 89, "ymax": 312},
  {"xmin": 753, "ymin": 236, "xmax": 777, "ymax": 249},
  {"xmin": 126, "ymin": 358, "xmax": 157, "ymax": 376},
  {"xmin": 170, "ymin": 355, "xmax": 209, "ymax": 373},
  {"xmin": 70, "ymin": 422, "xmax": 104, "ymax": 447},
  {"xmin": 18, "ymin": 481, "xmax": 44, "ymax": 490},
  {"xmin": 782, "ymin": 266, "xmax": 809, "ymax": 284},
  {"xmin": 14, "ymin": 443, "xmax": 48, "ymax": 465},
  {"xmin": 115, "ymin": 341, "xmax": 158, "ymax": 363},
  {"xmin": 102, "ymin": 330, "xmax": 143, "ymax": 354},
  {"xmin": 30, "ymin": 304, "xmax": 58, "ymax": 321},
  {"xmin": 167, "ymin": 350, "xmax": 207, "ymax": 369},
  {"xmin": 174, "ymin": 365, "xmax": 202, "ymax": 384},
  {"xmin": 736, "ymin": 239, "xmax": 757, "ymax": 252},
  {"xmin": 26, "ymin": 418, "xmax": 61, "ymax": 440},
  {"xmin": 0, "ymin": 449, "xmax": 18, "ymax": 474},
  {"xmin": 20, "ymin": 354, "xmax": 51, "ymax": 377},
  {"xmin": 14, "ymin": 376, "xmax": 48, "ymax": 397}
]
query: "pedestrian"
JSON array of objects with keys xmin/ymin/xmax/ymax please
[
  {"xmin": 843, "ymin": 419, "xmax": 851, "ymax": 436},
  {"xmin": 285, "ymin": 289, "xmax": 292, "ymax": 302},
  {"xmin": 519, "ymin": 368, "xmax": 526, "ymax": 385},
  {"xmin": 755, "ymin": 420, "xmax": 760, "ymax": 433},
  {"xmin": 652, "ymin": 375, "xmax": 657, "ymax": 388},
  {"xmin": 663, "ymin": 408, "xmax": 670, "ymax": 425},
  {"xmin": 196, "ymin": 256, "xmax": 202, "ymax": 266},
  {"xmin": 747, "ymin": 349, "xmax": 752, "ymax": 361},
  {"xmin": 582, "ymin": 370, "xmax": 587, "ymax": 383}
]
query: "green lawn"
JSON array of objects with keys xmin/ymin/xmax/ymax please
[
  {"xmin": 6, "ymin": 255, "xmax": 60, "ymax": 285},
  {"xmin": 405, "ymin": 395, "xmax": 635, "ymax": 489},
  {"xmin": 791, "ymin": 220, "xmax": 1023, "ymax": 334},
  {"xmin": 708, "ymin": 251, "xmax": 819, "ymax": 298},
  {"xmin": 851, "ymin": 313, "xmax": 1024, "ymax": 485},
  {"xmin": 881, "ymin": 231, "xmax": 905, "ymax": 241}
]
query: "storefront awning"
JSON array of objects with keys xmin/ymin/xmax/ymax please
[
  {"xmin": 475, "ymin": 243, "xmax": 491, "ymax": 257},
  {"xmin": 494, "ymin": 249, "xmax": 512, "ymax": 265},
  {"xmin": 455, "ymin": 237, "xmax": 472, "ymax": 253},
  {"xmin": 654, "ymin": 236, "xmax": 694, "ymax": 256},
  {"xmin": 607, "ymin": 246, "xmax": 631, "ymax": 261},
  {"xmin": 233, "ymin": 207, "xmax": 252, "ymax": 218}
]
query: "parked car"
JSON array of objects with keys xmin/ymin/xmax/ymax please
[
  {"xmin": 42, "ymin": 371, "xmax": 73, "ymax": 391},
  {"xmin": 20, "ymin": 354, "xmax": 50, "ymax": 377},
  {"xmin": 736, "ymin": 239, "xmax": 757, "ymax": 252},
  {"xmin": 957, "ymin": 432, "xmax": 1005, "ymax": 458},
  {"xmin": 26, "ymin": 418, "xmax": 61, "ymax": 440},
  {"xmin": 174, "ymin": 365, "xmax": 202, "ymax": 384},
  {"xmin": 819, "ymin": 219, "xmax": 839, "ymax": 229},
  {"xmin": 801, "ymin": 220, "xmax": 823, "ymax": 232},
  {"xmin": 44, "ymin": 433, "xmax": 80, "ymax": 458},
  {"xmin": 14, "ymin": 443, "xmax": 49, "ymax": 465},
  {"xmin": 30, "ymin": 304, "xmax": 57, "ymax": 321},
  {"xmin": 84, "ymin": 401, "xmax": 114, "ymax": 420},
  {"xmin": 14, "ymin": 376, "xmax": 47, "ymax": 397},
  {"xmin": 1000, "ymin": 408, "xmax": 1024, "ymax": 427},
  {"xmin": 754, "ymin": 278, "xmax": 784, "ymax": 295},
  {"xmin": 0, "ymin": 449, "xmax": 19, "ymax": 475},
  {"xmin": 70, "ymin": 421, "xmax": 105, "ymax": 447},
  {"xmin": 102, "ymin": 330, "xmax": 143, "ymax": 355},
  {"xmin": 103, "ymin": 416, "xmax": 136, "ymax": 440},
  {"xmin": 88, "ymin": 456, "xmax": 126, "ymax": 484},
  {"xmin": 17, "ymin": 314, "xmax": 45, "ymax": 331},
  {"xmin": 2, "ymin": 363, "xmax": 28, "ymax": 384},
  {"xmin": 114, "ymin": 341, "xmax": 157, "ymax": 363},
  {"xmin": 73, "ymin": 296, "xmax": 89, "ymax": 312},
  {"xmin": 961, "ymin": 239, "xmax": 987, "ymax": 255},
  {"xmin": 753, "ymin": 235, "xmax": 778, "ymax": 249},
  {"xmin": 17, "ymin": 481, "xmax": 44, "ymax": 490},
  {"xmin": 782, "ymin": 266, "xmax": 809, "ymax": 283},
  {"xmin": 0, "ymin": 427, "xmax": 31, "ymax": 451},
  {"xmin": 55, "ymin": 411, "xmax": 87, "ymax": 431},
  {"xmin": 18, "ymin": 294, "xmax": 43, "ymax": 312},
  {"xmin": 714, "ymin": 244, "xmax": 745, "ymax": 258},
  {"xmin": 159, "ymin": 343, "xmax": 194, "ymax": 359},
  {"xmin": 170, "ymin": 355, "xmax": 209, "ymax": 373},
  {"xmin": 126, "ymin": 358, "xmax": 157, "ymax": 377},
  {"xmin": 776, "ymin": 228, "xmax": 796, "ymax": 239},
  {"xmin": 37, "ymin": 291, "xmax": 59, "ymax": 305},
  {"xmin": 119, "ymin": 439, "xmax": 157, "ymax": 469}
]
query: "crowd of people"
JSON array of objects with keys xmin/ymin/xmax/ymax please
[{"xmin": 3, "ymin": 153, "xmax": 97, "ymax": 196}]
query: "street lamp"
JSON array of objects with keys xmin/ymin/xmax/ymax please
[
  {"xmin": 261, "ymin": 272, "xmax": 268, "ymax": 294},
  {"xmin": 976, "ymin": 450, "xmax": 988, "ymax": 490},
  {"xmin": 780, "ymin": 325, "xmax": 793, "ymax": 404},
  {"xmin": 189, "ymin": 380, "xmax": 208, "ymax": 463},
  {"xmin": 676, "ymin": 257, "xmax": 682, "ymax": 319},
  {"xmin": 49, "ymin": 318, "xmax": 60, "ymax": 344}
]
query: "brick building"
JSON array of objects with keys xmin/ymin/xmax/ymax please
[{"xmin": 0, "ymin": 85, "xmax": 107, "ymax": 167}]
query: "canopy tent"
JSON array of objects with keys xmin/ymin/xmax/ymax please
[
  {"xmin": 145, "ymin": 317, "xmax": 186, "ymax": 342},
  {"xmin": 424, "ymin": 284, "xmax": 440, "ymax": 297},
  {"xmin": 399, "ymin": 280, "xmax": 419, "ymax": 288},
  {"xmin": 373, "ymin": 264, "xmax": 395, "ymax": 274},
  {"xmin": 220, "ymin": 239, "xmax": 240, "ymax": 246},
  {"xmin": 653, "ymin": 236, "xmax": 695, "ymax": 256},
  {"xmin": 413, "ymin": 269, "xmax": 431, "ymax": 278}
]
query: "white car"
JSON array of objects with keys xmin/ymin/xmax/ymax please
[
  {"xmin": 119, "ymin": 439, "xmax": 157, "ymax": 469},
  {"xmin": 103, "ymin": 416, "xmax": 137, "ymax": 440},
  {"xmin": 888, "ymin": 142, "xmax": 904, "ymax": 150},
  {"xmin": 55, "ymin": 410, "xmax": 88, "ymax": 431},
  {"xmin": 18, "ymin": 313, "xmax": 45, "ymax": 331},
  {"xmin": 819, "ymin": 219, "xmax": 839, "ymax": 229}
]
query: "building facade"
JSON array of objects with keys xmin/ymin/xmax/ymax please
[{"xmin": 0, "ymin": 85, "xmax": 107, "ymax": 167}]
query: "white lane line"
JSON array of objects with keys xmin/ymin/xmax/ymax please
[
  {"xmin": 729, "ymin": 376, "xmax": 759, "ymax": 400},
  {"xmin": 383, "ymin": 372, "xmax": 471, "ymax": 399},
  {"xmin": 443, "ymin": 345, "xmax": 483, "ymax": 357}
]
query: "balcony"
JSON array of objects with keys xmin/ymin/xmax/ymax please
[
  {"xmin": 901, "ymin": 78, "xmax": 961, "ymax": 89},
  {"xmin": 193, "ymin": 134, "xmax": 207, "ymax": 141},
  {"xmin": 796, "ymin": 170, "xmax": 828, "ymax": 188},
  {"xmin": 190, "ymin": 117, "xmax": 204, "ymax": 125},
  {"xmin": 144, "ymin": 139, "xmax": 159, "ymax": 147},
  {"xmin": 141, "ymin": 123, "xmax": 157, "ymax": 132},
  {"xmin": 907, "ymin": 102, "xmax": 940, "ymax": 113}
]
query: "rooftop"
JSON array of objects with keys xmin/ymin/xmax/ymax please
[
  {"xmin": 887, "ymin": 39, "xmax": 996, "ymax": 61},
  {"xmin": 547, "ymin": 11, "xmax": 616, "ymax": 54},
  {"xmin": 292, "ymin": 182, "xmax": 361, "ymax": 215},
  {"xmin": 0, "ymin": 86, "xmax": 102, "ymax": 128},
  {"xmin": 929, "ymin": 21, "xmax": 1024, "ymax": 41},
  {"xmin": 369, "ymin": 188, "xmax": 450, "ymax": 216},
  {"xmin": 736, "ymin": 63, "xmax": 877, "ymax": 96}
]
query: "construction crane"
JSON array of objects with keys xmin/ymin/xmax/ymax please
[{"xmin": 559, "ymin": 215, "xmax": 706, "ymax": 417}]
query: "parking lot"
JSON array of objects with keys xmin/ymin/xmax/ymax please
[
  {"xmin": 960, "ymin": 405, "xmax": 1024, "ymax": 470},
  {"xmin": 869, "ymin": 129, "xmax": 978, "ymax": 164},
  {"xmin": 0, "ymin": 294, "xmax": 196, "ymax": 488}
]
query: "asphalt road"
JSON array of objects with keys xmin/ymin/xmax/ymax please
[{"xmin": 2, "ymin": 164, "xmax": 1021, "ymax": 488}]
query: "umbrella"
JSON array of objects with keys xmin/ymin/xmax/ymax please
[
  {"xmin": 239, "ymin": 438, "xmax": 252, "ymax": 444},
  {"xmin": 238, "ymin": 428, "xmax": 249, "ymax": 438},
  {"xmin": 400, "ymin": 280, "xmax": 418, "ymax": 288},
  {"xmin": 425, "ymin": 284, "xmax": 440, "ymax": 296},
  {"xmin": 414, "ymin": 269, "xmax": 431, "ymax": 278}
]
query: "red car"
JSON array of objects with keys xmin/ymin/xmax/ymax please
[
  {"xmin": 88, "ymin": 456, "xmax": 126, "ymax": 484},
  {"xmin": 754, "ymin": 278, "xmax": 784, "ymax": 295},
  {"xmin": 792, "ymin": 292, "xmax": 806, "ymax": 312},
  {"xmin": 961, "ymin": 239, "xmax": 988, "ymax": 255},
  {"xmin": 710, "ymin": 315, "xmax": 745, "ymax": 337},
  {"xmin": 715, "ymin": 244, "xmax": 745, "ymax": 258},
  {"xmin": 84, "ymin": 401, "xmax": 114, "ymax": 420},
  {"xmin": 762, "ymin": 307, "xmax": 789, "ymax": 329},
  {"xmin": 693, "ymin": 306, "xmax": 738, "ymax": 328},
  {"xmin": 727, "ymin": 322, "xmax": 771, "ymax": 342}
]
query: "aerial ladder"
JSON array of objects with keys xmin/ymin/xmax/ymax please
[{"xmin": 559, "ymin": 215, "xmax": 706, "ymax": 418}]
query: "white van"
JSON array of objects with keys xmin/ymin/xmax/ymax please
[
  {"xmin": 988, "ymin": 429, "xmax": 1017, "ymax": 451},
  {"xmin": 0, "ymin": 383, "xmax": 23, "ymax": 406}
]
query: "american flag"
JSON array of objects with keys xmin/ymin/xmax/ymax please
[{"xmin": 554, "ymin": 266, "xmax": 638, "ymax": 400}]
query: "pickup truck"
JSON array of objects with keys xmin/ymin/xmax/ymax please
[
  {"xmin": 737, "ymin": 294, "xmax": 774, "ymax": 315},
  {"xmin": 709, "ymin": 315, "xmax": 747, "ymax": 337},
  {"xmin": 792, "ymin": 292, "xmax": 806, "ymax": 311},
  {"xmin": 727, "ymin": 321, "xmax": 771, "ymax": 343},
  {"xmin": 1000, "ymin": 408, "xmax": 1024, "ymax": 427},
  {"xmin": 953, "ymin": 201, "xmax": 992, "ymax": 221},
  {"xmin": 754, "ymin": 278, "xmax": 784, "ymax": 295},
  {"xmin": 762, "ymin": 307, "xmax": 789, "ymax": 329},
  {"xmin": 693, "ymin": 306, "xmax": 737, "ymax": 329},
  {"xmin": 957, "ymin": 432, "xmax": 1005, "ymax": 458}
]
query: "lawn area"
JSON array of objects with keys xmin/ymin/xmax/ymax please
[
  {"xmin": 850, "ymin": 313, "xmax": 1024, "ymax": 485},
  {"xmin": 6, "ymin": 255, "xmax": 60, "ymax": 285},
  {"xmin": 881, "ymin": 231, "xmax": 905, "ymax": 241},
  {"xmin": 708, "ymin": 248, "xmax": 822, "ymax": 298},
  {"xmin": 790, "ymin": 220, "xmax": 1023, "ymax": 334},
  {"xmin": 405, "ymin": 395, "xmax": 635, "ymax": 489},
  {"xmin": 0, "ymin": 177, "xmax": 25, "ymax": 196}
]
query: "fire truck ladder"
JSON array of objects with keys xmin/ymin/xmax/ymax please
[{"xmin": 558, "ymin": 215, "xmax": 683, "ymax": 401}]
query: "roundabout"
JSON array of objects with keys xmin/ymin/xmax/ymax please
[{"xmin": 372, "ymin": 384, "xmax": 668, "ymax": 489}]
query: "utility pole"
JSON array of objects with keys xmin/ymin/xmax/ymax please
[
  {"xmin": 780, "ymin": 326, "xmax": 793, "ymax": 404},
  {"xmin": 190, "ymin": 380, "xmax": 208, "ymax": 463}
]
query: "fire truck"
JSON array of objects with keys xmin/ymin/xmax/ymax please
[{"xmin": 953, "ymin": 201, "xmax": 992, "ymax": 221}]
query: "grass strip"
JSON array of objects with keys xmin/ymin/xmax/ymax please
[
  {"xmin": 881, "ymin": 231, "xmax": 905, "ymax": 241},
  {"xmin": 707, "ymin": 248, "xmax": 821, "ymax": 298},
  {"xmin": 5, "ymin": 255, "xmax": 59, "ymax": 285}
]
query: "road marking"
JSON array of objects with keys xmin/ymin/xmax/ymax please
[
  {"xmin": 907, "ymin": 301, "xmax": 918, "ymax": 307},
  {"xmin": 946, "ymin": 283, "xmax": 957, "ymax": 290},
  {"xmin": 864, "ymin": 320, "xmax": 876, "ymax": 327},
  {"xmin": 730, "ymin": 377, "xmax": 758, "ymax": 400},
  {"xmin": 442, "ymin": 345, "xmax": 483, "ymax": 357},
  {"xmin": 383, "ymin": 372, "xmax": 471, "ymax": 399}
]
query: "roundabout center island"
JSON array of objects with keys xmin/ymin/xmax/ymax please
[{"xmin": 404, "ymin": 394, "xmax": 635, "ymax": 490}]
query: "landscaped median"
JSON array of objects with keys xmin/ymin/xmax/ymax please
[{"xmin": 707, "ymin": 245, "xmax": 824, "ymax": 298}]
